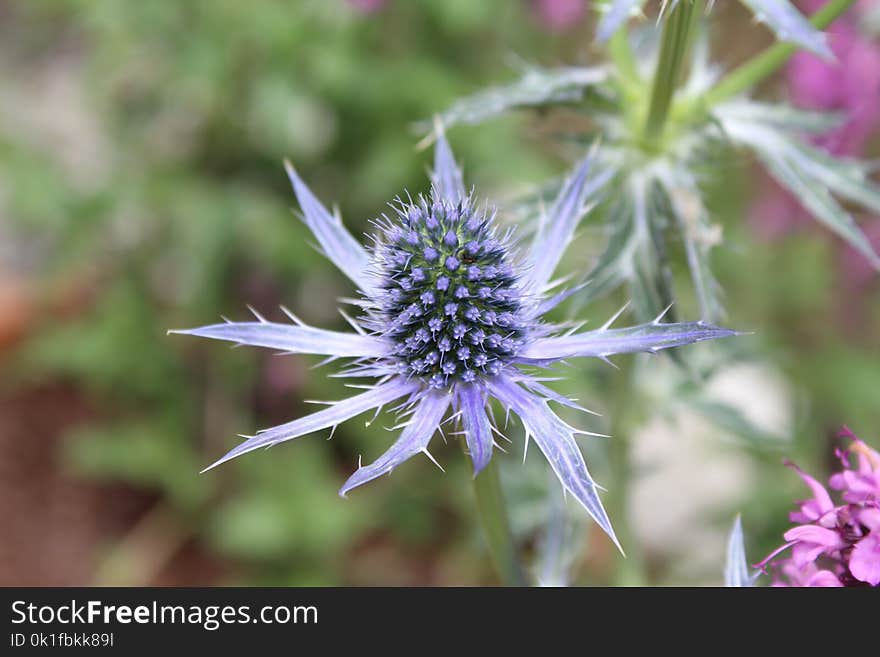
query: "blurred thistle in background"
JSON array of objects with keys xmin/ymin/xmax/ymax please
[
  {"xmin": 430, "ymin": 0, "xmax": 880, "ymax": 581},
  {"xmin": 1, "ymin": 0, "xmax": 879, "ymax": 586},
  {"xmin": 437, "ymin": 0, "xmax": 880, "ymax": 326}
]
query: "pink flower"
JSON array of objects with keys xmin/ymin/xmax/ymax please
[
  {"xmin": 850, "ymin": 531, "xmax": 880, "ymax": 585},
  {"xmin": 830, "ymin": 428, "xmax": 880, "ymax": 503},
  {"xmin": 785, "ymin": 460, "xmax": 836, "ymax": 524},
  {"xmin": 758, "ymin": 430, "xmax": 880, "ymax": 587},
  {"xmin": 529, "ymin": 0, "xmax": 585, "ymax": 31},
  {"xmin": 774, "ymin": 561, "xmax": 842, "ymax": 587}
]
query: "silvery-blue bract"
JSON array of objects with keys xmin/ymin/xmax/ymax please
[
  {"xmin": 171, "ymin": 133, "xmax": 737, "ymax": 547},
  {"xmin": 597, "ymin": 1, "xmax": 832, "ymax": 60}
]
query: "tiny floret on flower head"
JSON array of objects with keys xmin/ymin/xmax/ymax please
[{"xmin": 171, "ymin": 131, "xmax": 740, "ymax": 552}]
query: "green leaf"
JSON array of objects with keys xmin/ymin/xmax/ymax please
[
  {"xmin": 715, "ymin": 100, "xmax": 841, "ymax": 134},
  {"xmin": 689, "ymin": 399, "xmax": 788, "ymax": 449},
  {"xmin": 672, "ymin": 365, "xmax": 789, "ymax": 450},
  {"xmin": 738, "ymin": 0, "xmax": 832, "ymax": 59},
  {"xmin": 429, "ymin": 65, "xmax": 607, "ymax": 129},
  {"xmin": 784, "ymin": 141, "xmax": 880, "ymax": 215},
  {"xmin": 763, "ymin": 154, "xmax": 880, "ymax": 270},
  {"xmin": 573, "ymin": 195, "xmax": 639, "ymax": 309},
  {"xmin": 629, "ymin": 180, "xmax": 679, "ymax": 326},
  {"xmin": 64, "ymin": 421, "xmax": 210, "ymax": 510}
]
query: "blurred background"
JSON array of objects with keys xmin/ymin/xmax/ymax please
[{"xmin": 1, "ymin": 0, "xmax": 877, "ymax": 586}]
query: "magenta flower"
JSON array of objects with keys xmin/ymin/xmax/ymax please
[
  {"xmin": 830, "ymin": 427, "xmax": 880, "ymax": 503},
  {"xmin": 757, "ymin": 429, "xmax": 880, "ymax": 587}
]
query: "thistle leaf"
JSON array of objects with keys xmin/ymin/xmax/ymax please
[
  {"xmin": 725, "ymin": 515, "xmax": 759, "ymax": 587},
  {"xmin": 689, "ymin": 399, "xmax": 788, "ymax": 449},
  {"xmin": 429, "ymin": 66, "xmax": 607, "ymax": 129},
  {"xmin": 682, "ymin": 225, "xmax": 722, "ymax": 322},
  {"xmin": 738, "ymin": 0, "xmax": 832, "ymax": 59},
  {"xmin": 575, "ymin": 197, "xmax": 639, "ymax": 309},
  {"xmin": 783, "ymin": 141, "xmax": 880, "ymax": 215},
  {"xmin": 596, "ymin": 0, "xmax": 649, "ymax": 42},
  {"xmin": 629, "ymin": 180, "xmax": 679, "ymax": 327},
  {"xmin": 522, "ymin": 320, "xmax": 738, "ymax": 361},
  {"xmin": 656, "ymin": 178, "xmax": 724, "ymax": 321},
  {"xmin": 762, "ymin": 153, "xmax": 880, "ymax": 270},
  {"xmin": 526, "ymin": 147, "xmax": 611, "ymax": 293},
  {"xmin": 716, "ymin": 100, "xmax": 841, "ymax": 134},
  {"xmin": 718, "ymin": 110, "xmax": 880, "ymax": 270}
]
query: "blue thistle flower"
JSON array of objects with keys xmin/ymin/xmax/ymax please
[{"xmin": 171, "ymin": 132, "xmax": 738, "ymax": 547}]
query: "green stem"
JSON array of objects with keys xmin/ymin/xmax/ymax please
[
  {"xmin": 703, "ymin": 0, "xmax": 856, "ymax": 107},
  {"xmin": 607, "ymin": 358, "xmax": 645, "ymax": 585},
  {"xmin": 642, "ymin": 0, "xmax": 699, "ymax": 144},
  {"xmin": 472, "ymin": 458, "xmax": 528, "ymax": 586}
]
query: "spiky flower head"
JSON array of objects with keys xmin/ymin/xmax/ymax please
[
  {"xmin": 757, "ymin": 428, "xmax": 880, "ymax": 587},
  {"xmin": 375, "ymin": 194, "xmax": 525, "ymax": 387},
  {"xmin": 171, "ymin": 131, "xmax": 738, "ymax": 548}
]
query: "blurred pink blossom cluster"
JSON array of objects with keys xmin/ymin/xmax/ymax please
[
  {"xmin": 758, "ymin": 428, "xmax": 880, "ymax": 587},
  {"xmin": 753, "ymin": 0, "xmax": 880, "ymax": 294}
]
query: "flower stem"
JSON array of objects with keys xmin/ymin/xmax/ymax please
[
  {"xmin": 472, "ymin": 458, "xmax": 528, "ymax": 586},
  {"xmin": 703, "ymin": 0, "xmax": 856, "ymax": 107},
  {"xmin": 607, "ymin": 358, "xmax": 645, "ymax": 585},
  {"xmin": 642, "ymin": 0, "xmax": 700, "ymax": 145}
]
